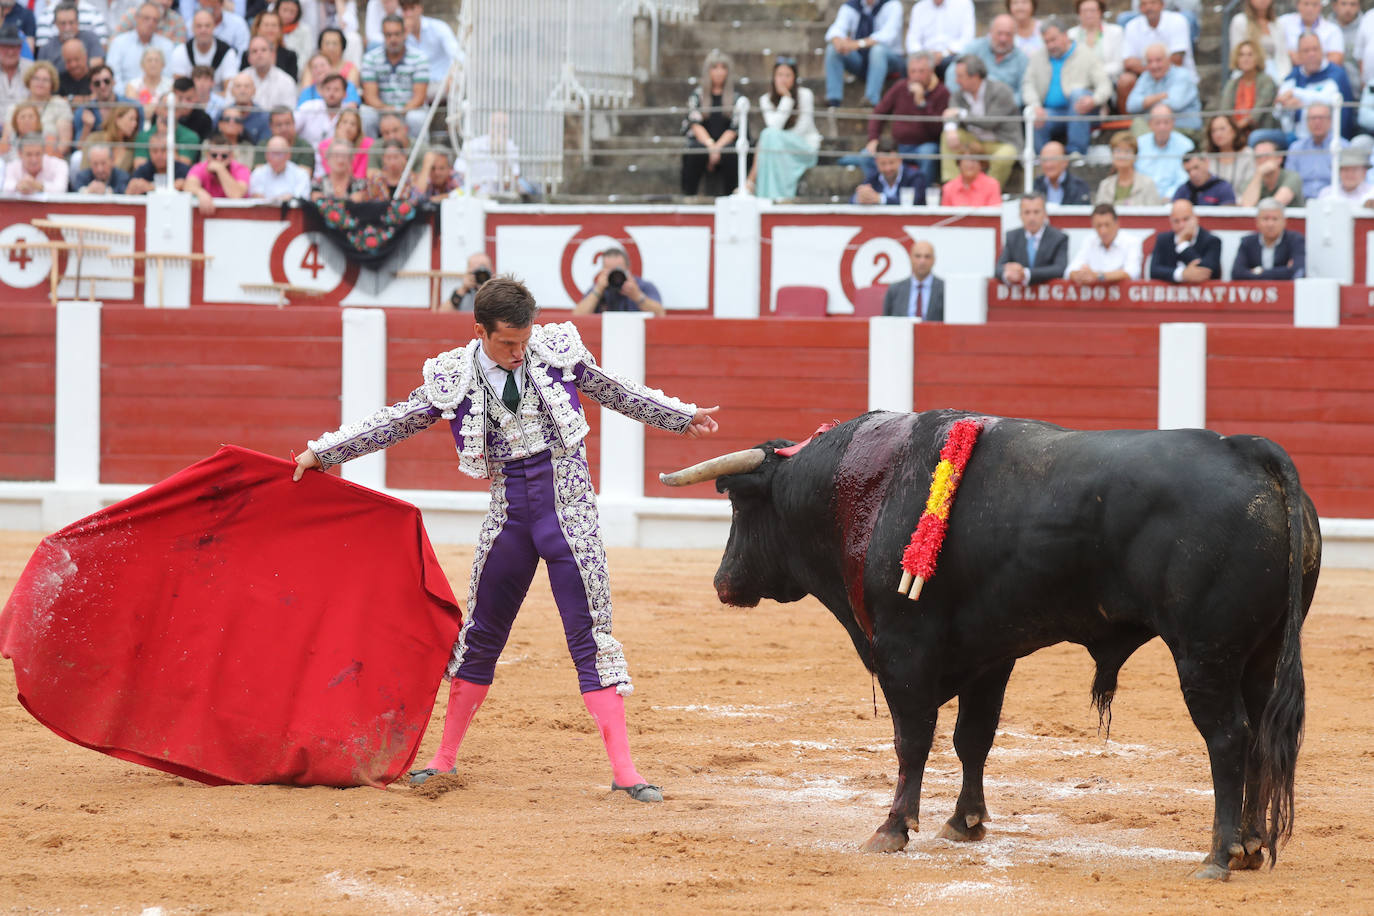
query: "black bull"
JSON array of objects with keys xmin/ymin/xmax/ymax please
[{"xmin": 663, "ymin": 410, "xmax": 1320, "ymax": 880}]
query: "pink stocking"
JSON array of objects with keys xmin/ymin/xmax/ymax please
[
  {"xmin": 421, "ymin": 678, "xmax": 490, "ymax": 772},
  {"xmin": 582, "ymin": 686, "xmax": 646, "ymax": 787}
]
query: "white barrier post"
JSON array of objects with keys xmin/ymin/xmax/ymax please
[
  {"xmin": 1305, "ymin": 196, "xmax": 1355, "ymax": 285},
  {"xmin": 441, "ymin": 196, "xmax": 486, "ymax": 304},
  {"xmin": 734, "ymin": 96, "xmax": 750, "ymax": 194},
  {"xmin": 712, "ymin": 192, "xmax": 762, "ymax": 318},
  {"xmin": 1158, "ymin": 322, "xmax": 1207, "ymax": 429},
  {"xmin": 942, "ymin": 274, "xmax": 988, "ymax": 324},
  {"xmin": 597, "ymin": 311, "xmax": 648, "ymax": 546},
  {"xmin": 1022, "ymin": 106, "xmax": 1035, "ymax": 195},
  {"xmin": 48, "ymin": 300, "xmax": 104, "ymax": 528},
  {"xmin": 339, "ymin": 309, "xmax": 388, "ymax": 489},
  {"xmin": 868, "ymin": 317, "xmax": 915, "ymax": 413},
  {"xmin": 1294, "ymin": 277, "xmax": 1341, "ymax": 327},
  {"xmin": 143, "ymin": 192, "xmax": 193, "ymax": 308}
]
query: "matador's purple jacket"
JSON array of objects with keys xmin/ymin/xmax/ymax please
[{"xmin": 307, "ymin": 322, "xmax": 697, "ymax": 694}]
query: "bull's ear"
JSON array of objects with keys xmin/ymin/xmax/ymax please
[{"xmin": 716, "ymin": 449, "xmax": 783, "ymax": 500}]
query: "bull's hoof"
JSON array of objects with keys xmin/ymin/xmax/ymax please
[
  {"xmin": 1189, "ymin": 862, "xmax": 1232, "ymax": 882},
  {"xmin": 937, "ymin": 814, "xmax": 987, "ymax": 842},
  {"xmin": 860, "ymin": 828, "xmax": 910, "ymax": 853}
]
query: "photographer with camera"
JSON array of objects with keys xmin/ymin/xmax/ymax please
[
  {"xmin": 438, "ymin": 251, "xmax": 493, "ymax": 312},
  {"xmin": 573, "ymin": 248, "xmax": 665, "ymax": 316}
]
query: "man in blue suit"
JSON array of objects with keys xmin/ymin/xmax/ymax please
[
  {"xmin": 1149, "ymin": 199, "xmax": 1222, "ymax": 283},
  {"xmin": 996, "ymin": 191, "xmax": 1070, "ymax": 286},
  {"xmin": 1232, "ymin": 199, "xmax": 1306, "ymax": 280},
  {"xmin": 852, "ymin": 138, "xmax": 927, "ymax": 205}
]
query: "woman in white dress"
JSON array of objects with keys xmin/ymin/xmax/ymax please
[{"xmin": 746, "ymin": 57, "xmax": 820, "ymax": 200}]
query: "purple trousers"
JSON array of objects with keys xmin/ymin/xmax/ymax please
[{"xmin": 446, "ymin": 448, "xmax": 628, "ymax": 694}]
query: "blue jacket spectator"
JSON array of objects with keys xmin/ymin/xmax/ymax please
[{"xmin": 1125, "ymin": 44, "xmax": 1201, "ymax": 131}]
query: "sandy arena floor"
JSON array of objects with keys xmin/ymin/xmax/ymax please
[{"xmin": 2, "ymin": 529, "xmax": 1372, "ymax": 915}]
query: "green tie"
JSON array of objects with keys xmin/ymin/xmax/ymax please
[{"xmin": 502, "ymin": 368, "xmax": 520, "ymax": 413}]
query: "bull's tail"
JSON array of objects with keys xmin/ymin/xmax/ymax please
[{"xmin": 1250, "ymin": 437, "xmax": 1308, "ymax": 868}]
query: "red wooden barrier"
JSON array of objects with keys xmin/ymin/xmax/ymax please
[
  {"xmin": 100, "ymin": 307, "xmax": 341, "ymax": 484},
  {"xmin": 643, "ymin": 319, "xmax": 870, "ymax": 499},
  {"xmin": 383, "ymin": 314, "xmax": 603, "ymax": 491},
  {"xmin": 914, "ymin": 323, "xmax": 1160, "ymax": 430},
  {"xmin": 989, "ymin": 279, "xmax": 1295, "ymax": 324},
  {"xmin": 1207, "ymin": 327, "xmax": 1374, "ymax": 518},
  {"xmin": 1339, "ymin": 285, "xmax": 1374, "ymax": 325},
  {"xmin": 0, "ymin": 307, "xmax": 55, "ymax": 480}
]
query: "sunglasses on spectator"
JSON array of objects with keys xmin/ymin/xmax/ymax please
[
  {"xmin": 208, "ymin": 151, "xmax": 230, "ymax": 160},
  {"xmin": 220, "ymin": 115, "xmax": 242, "ymax": 123},
  {"xmin": 775, "ymin": 55, "xmax": 797, "ymax": 67},
  {"xmin": 92, "ymin": 78, "xmax": 111, "ymax": 86}
]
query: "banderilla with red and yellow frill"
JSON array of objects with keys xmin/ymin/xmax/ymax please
[{"xmin": 897, "ymin": 418, "xmax": 984, "ymax": 601}]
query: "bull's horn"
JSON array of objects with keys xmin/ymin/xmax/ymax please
[{"xmin": 659, "ymin": 448, "xmax": 766, "ymax": 487}]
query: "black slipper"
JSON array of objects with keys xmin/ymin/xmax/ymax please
[
  {"xmin": 611, "ymin": 781, "xmax": 663, "ymax": 803},
  {"xmin": 408, "ymin": 766, "xmax": 457, "ymax": 786}
]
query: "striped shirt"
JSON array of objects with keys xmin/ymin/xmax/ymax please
[{"xmin": 360, "ymin": 45, "xmax": 429, "ymax": 109}]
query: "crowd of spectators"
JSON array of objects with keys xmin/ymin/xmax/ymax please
[
  {"xmin": 0, "ymin": 0, "xmax": 529, "ymax": 203},
  {"xmin": 683, "ymin": 0, "xmax": 1374, "ymax": 206}
]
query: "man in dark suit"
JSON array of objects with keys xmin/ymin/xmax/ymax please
[
  {"xmin": 882, "ymin": 239, "xmax": 945, "ymax": 319},
  {"xmin": 1232, "ymin": 198, "xmax": 1306, "ymax": 280},
  {"xmin": 996, "ymin": 191, "xmax": 1069, "ymax": 286},
  {"xmin": 1149, "ymin": 199, "xmax": 1223, "ymax": 283},
  {"xmin": 852, "ymin": 137, "xmax": 927, "ymax": 205},
  {"xmin": 1031, "ymin": 141, "xmax": 1092, "ymax": 205}
]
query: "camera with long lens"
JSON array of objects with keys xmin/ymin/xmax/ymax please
[
  {"xmin": 472, "ymin": 267, "xmax": 492, "ymax": 287},
  {"xmin": 607, "ymin": 268, "xmax": 627, "ymax": 290}
]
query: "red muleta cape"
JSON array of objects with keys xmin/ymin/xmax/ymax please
[{"xmin": 0, "ymin": 445, "xmax": 462, "ymax": 788}]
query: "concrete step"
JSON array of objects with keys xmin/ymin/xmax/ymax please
[
  {"xmin": 590, "ymin": 134, "xmax": 690, "ymax": 168},
  {"xmin": 699, "ymin": 0, "xmax": 828, "ymax": 22}
]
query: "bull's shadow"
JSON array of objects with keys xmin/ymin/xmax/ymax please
[{"xmin": 662, "ymin": 409, "xmax": 1320, "ymax": 881}]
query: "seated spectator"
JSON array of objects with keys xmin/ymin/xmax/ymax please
[
  {"xmin": 189, "ymin": 64, "xmax": 225, "ymax": 123},
  {"xmin": 115, "ymin": 0, "xmax": 187, "ymax": 44},
  {"xmin": 75, "ymin": 64, "xmax": 137, "ymax": 142},
  {"xmin": 0, "ymin": 100, "xmax": 41, "ymax": 159},
  {"xmin": 421, "ymin": 145, "xmax": 458, "ymax": 199},
  {"xmin": 1125, "ymin": 43, "xmax": 1200, "ymax": 135},
  {"xmin": 1228, "ymin": 0, "xmax": 1289, "ymax": 83},
  {"xmin": 1135, "ymin": 104, "xmax": 1191, "ymax": 198},
  {"xmin": 940, "ymin": 54, "xmax": 1021, "ymax": 187},
  {"xmin": 126, "ymin": 46, "xmax": 172, "ymax": 119},
  {"xmin": 681, "ymin": 49, "xmax": 740, "ymax": 197},
  {"xmin": 1118, "ymin": 0, "xmax": 1193, "ymax": 106},
  {"xmin": 244, "ymin": 35, "xmax": 296, "ymax": 109},
  {"xmin": 1276, "ymin": 33, "xmax": 1355, "ymax": 142},
  {"xmin": 1067, "ymin": 0, "xmax": 1123, "ymax": 98},
  {"xmin": 316, "ymin": 105, "xmax": 367, "ymax": 176},
  {"xmin": 265, "ymin": 103, "xmax": 315, "ymax": 168},
  {"xmin": 296, "ymin": 71, "xmax": 348, "ymax": 147},
  {"xmin": 882, "ymin": 239, "xmax": 944, "ymax": 319},
  {"xmin": 133, "ymin": 92, "xmax": 201, "ymax": 165},
  {"xmin": 1, "ymin": 133, "xmax": 68, "ymax": 193},
  {"xmin": 1033, "ymin": 140, "xmax": 1091, "ymax": 204},
  {"xmin": 1174, "ymin": 151, "xmax": 1235, "ymax": 206},
  {"xmin": 276, "ymin": 0, "xmax": 315, "ymax": 69},
  {"xmin": 364, "ymin": 137, "xmax": 414, "ymax": 199},
  {"xmin": 1096, "ymin": 129, "xmax": 1162, "ymax": 205},
  {"xmin": 26, "ymin": 62, "xmax": 73, "ymax": 156},
  {"xmin": 171, "ymin": 75, "xmax": 212, "ymax": 142},
  {"xmin": 107, "ymin": 4, "xmax": 175, "ymax": 89},
  {"xmin": 1330, "ymin": 0, "xmax": 1362, "ymax": 90},
  {"xmin": 1285, "ymin": 102, "xmax": 1345, "ymax": 200},
  {"xmin": 311, "ymin": 136, "xmax": 366, "ymax": 199},
  {"xmin": 185, "ymin": 132, "xmax": 248, "ymax": 211},
  {"xmin": 201, "ymin": 0, "xmax": 250, "ymax": 57},
  {"xmin": 1220, "ymin": 41, "xmax": 1278, "ymax": 135},
  {"xmin": 210, "ymin": 104, "xmax": 252, "ymax": 166},
  {"xmin": 1149, "ymin": 199, "xmax": 1220, "ymax": 282},
  {"xmin": 940, "ymin": 148, "xmax": 1001, "ymax": 204},
  {"xmin": 124, "ymin": 129, "xmax": 188, "ymax": 192},
  {"xmin": 0, "ymin": 27, "xmax": 31, "ymax": 124},
  {"xmin": 297, "ymin": 53, "xmax": 360, "ymax": 105},
  {"xmin": 745, "ymin": 57, "xmax": 819, "ymax": 200},
  {"xmin": 438, "ymin": 251, "xmax": 493, "ymax": 312},
  {"xmin": 997, "ymin": 191, "xmax": 1067, "ymax": 285},
  {"xmin": 4, "ymin": 0, "xmax": 37, "ymax": 56},
  {"xmin": 58, "ymin": 39, "xmax": 93, "ymax": 103},
  {"xmin": 853, "ymin": 137, "xmax": 926, "ymax": 204},
  {"xmin": 946, "ymin": 14, "xmax": 1025, "ymax": 105},
  {"xmin": 307, "ymin": 0, "xmax": 360, "ymax": 71},
  {"xmin": 171, "ymin": 9, "xmax": 240, "ymax": 89},
  {"xmin": 866, "ymin": 51, "xmax": 948, "ymax": 187},
  {"xmin": 461, "ymin": 111, "xmax": 532, "ymax": 197},
  {"xmin": 904, "ymin": 0, "xmax": 971, "ymax": 83},
  {"xmin": 71, "ymin": 141, "xmax": 130, "ymax": 192},
  {"xmin": 1024, "ymin": 17, "xmax": 1109, "ymax": 155},
  {"xmin": 1066, "ymin": 203, "xmax": 1142, "ymax": 283},
  {"xmin": 316, "ymin": 27, "xmax": 359, "ymax": 87},
  {"xmin": 1205, "ymin": 115, "xmax": 1255, "ymax": 195},
  {"xmin": 1241, "ymin": 138, "xmax": 1305, "ymax": 206},
  {"xmin": 399, "ymin": 0, "xmax": 456, "ymax": 101},
  {"xmin": 574, "ymin": 247, "xmax": 665, "ymax": 316},
  {"xmin": 1232, "ymin": 197, "xmax": 1306, "ymax": 279},
  {"xmin": 80, "ymin": 102, "xmax": 139, "ymax": 171},
  {"xmin": 34, "ymin": 0, "xmax": 107, "ymax": 49},
  {"xmin": 1320, "ymin": 146, "xmax": 1374, "ymax": 206},
  {"xmin": 360, "ymin": 14, "xmax": 427, "ymax": 137},
  {"xmin": 1277, "ymin": 0, "xmax": 1342, "ymax": 70},
  {"xmin": 249, "ymin": 133, "xmax": 310, "ymax": 198},
  {"xmin": 1006, "ymin": 0, "xmax": 1042, "ymax": 54},
  {"xmin": 226, "ymin": 71, "xmax": 269, "ymax": 141},
  {"xmin": 244, "ymin": 11, "xmax": 299, "ymax": 82}
]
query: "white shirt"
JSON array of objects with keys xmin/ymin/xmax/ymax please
[
  {"xmin": 1122, "ymin": 10, "xmax": 1195, "ymax": 75},
  {"xmin": 294, "ymin": 99, "xmax": 342, "ymax": 147},
  {"xmin": 105, "ymin": 31, "xmax": 176, "ymax": 89},
  {"xmin": 1278, "ymin": 12, "xmax": 1342, "ymax": 57},
  {"xmin": 460, "ymin": 133, "xmax": 522, "ymax": 195},
  {"xmin": 249, "ymin": 160, "xmax": 311, "ymax": 199},
  {"xmin": 824, "ymin": 0, "xmax": 906, "ymax": 56},
  {"xmin": 250, "ymin": 66, "xmax": 299, "ymax": 110},
  {"xmin": 476, "ymin": 344, "xmax": 524, "ymax": 398},
  {"xmin": 1319, "ymin": 179, "xmax": 1374, "ymax": 206},
  {"xmin": 170, "ymin": 39, "xmax": 240, "ymax": 88},
  {"xmin": 214, "ymin": 11, "xmax": 251, "ymax": 54},
  {"xmin": 905, "ymin": 0, "xmax": 974, "ymax": 57},
  {"xmin": 1066, "ymin": 230, "xmax": 1143, "ymax": 279}
]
